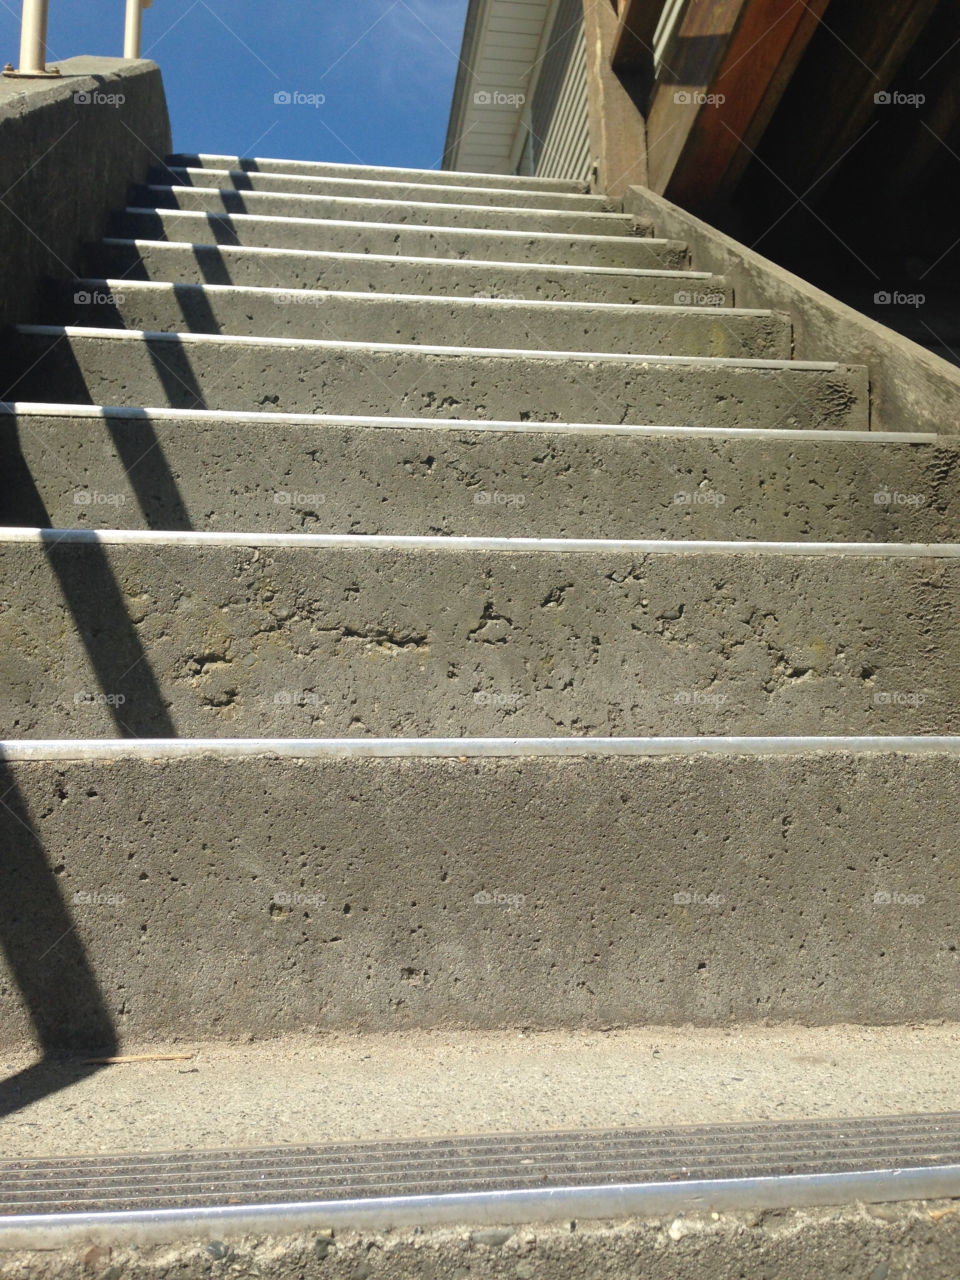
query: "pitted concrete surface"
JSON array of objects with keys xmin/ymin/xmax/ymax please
[
  {"xmin": 110, "ymin": 209, "xmax": 685, "ymax": 269},
  {"xmin": 5, "ymin": 333, "xmax": 869, "ymax": 428},
  {"xmin": 134, "ymin": 184, "xmax": 638, "ymax": 236},
  {"xmin": 166, "ymin": 153, "xmax": 590, "ymax": 191},
  {"xmin": 5, "ymin": 413, "xmax": 956, "ymax": 540},
  {"xmin": 92, "ymin": 241, "xmax": 725, "ymax": 305},
  {"xmin": 3, "ymin": 1207, "xmax": 960, "ymax": 1280},
  {"xmin": 72, "ymin": 283, "xmax": 791, "ymax": 360},
  {"xmin": 2, "ymin": 1025, "xmax": 960, "ymax": 1157},
  {"xmin": 1, "ymin": 543, "xmax": 956, "ymax": 737},
  {"xmin": 156, "ymin": 165, "xmax": 615, "ymax": 211},
  {"xmin": 0, "ymin": 752, "xmax": 957, "ymax": 1045}
]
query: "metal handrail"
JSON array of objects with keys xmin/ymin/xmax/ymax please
[{"xmin": 3, "ymin": 0, "xmax": 152, "ymax": 77}]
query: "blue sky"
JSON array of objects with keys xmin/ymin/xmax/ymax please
[{"xmin": 0, "ymin": 0, "xmax": 470, "ymax": 167}]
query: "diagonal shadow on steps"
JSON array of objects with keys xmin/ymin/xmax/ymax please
[
  {"xmin": 0, "ymin": 753, "xmax": 120, "ymax": 1118},
  {"xmin": 3, "ymin": 312, "xmax": 205, "ymax": 529},
  {"xmin": 0, "ymin": 407, "xmax": 184, "ymax": 1109},
  {"xmin": 0, "ymin": 409, "xmax": 181, "ymax": 736}
]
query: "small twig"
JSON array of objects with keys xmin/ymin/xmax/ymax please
[{"xmin": 81, "ymin": 1053, "xmax": 195, "ymax": 1065}]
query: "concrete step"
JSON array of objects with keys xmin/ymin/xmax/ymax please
[
  {"xmin": 152, "ymin": 165, "xmax": 616, "ymax": 213},
  {"xmin": 0, "ymin": 737, "xmax": 958, "ymax": 1041},
  {"xmin": 5, "ymin": 328, "xmax": 870, "ymax": 429},
  {"xmin": 4, "ymin": 406, "xmax": 956, "ymax": 542},
  {"xmin": 91, "ymin": 238, "xmax": 727, "ymax": 306},
  {"xmin": 109, "ymin": 208, "xmax": 688, "ymax": 270},
  {"xmin": 4, "ymin": 1029, "xmax": 960, "ymax": 1267},
  {"xmin": 1, "ymin": 531, "xmax": 956, "ymax": 738},
  {"xmin": 131, "ymin": 184, "xmax": 639, "ymax": 238},
  {"xmin": 4, "ymin": 1025, "xmax": 959, "ymax": 1153},
  {"xmin": 165, "ymin": 152, "xmax": 590, "ymax": 193},
  {"xmin": 66, "ymin": 280, "xmax": 791, "ymax": 360}
]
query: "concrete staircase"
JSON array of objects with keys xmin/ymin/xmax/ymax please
[{"xmin": 1, "ymin": 154, "xmax": 960, "ymax": 1267}]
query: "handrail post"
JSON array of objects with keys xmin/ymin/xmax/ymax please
[
  {"xmin": 2, "ymin": 0, "xmax": 60, "ymax": 77},
  {"xmin": 20, "ymin": 0, "xmax": 47, "ymax": 73},
  {"xmin": 124, "ymin": 0, "xmax": 148, "ymax": 59}
]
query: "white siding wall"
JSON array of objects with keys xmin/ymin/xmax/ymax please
[
  {"xmin": 533, "ymin": 22, "xmax": 590, "ymax": 181},
  {"xmin": 526, "ymin": 1, "xmax": 591, "ymax": 184}
]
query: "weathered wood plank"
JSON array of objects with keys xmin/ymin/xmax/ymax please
[{"xmin": 663, "ymin": 0, "xmax": 832, "ymax": 210}]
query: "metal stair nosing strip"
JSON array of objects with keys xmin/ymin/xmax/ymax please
[{"xmin": 2, "ymin": 1116, "xmax": 960, "ymax": 1246}]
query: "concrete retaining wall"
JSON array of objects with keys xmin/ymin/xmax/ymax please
[{"xmin": 0, "ymin": 56, "xmax": 171, "ymax": 331}]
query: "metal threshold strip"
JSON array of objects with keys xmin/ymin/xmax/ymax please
[{"xmin": 2, "ymin": 1114, "xmax": 960, "ymax": 1248}]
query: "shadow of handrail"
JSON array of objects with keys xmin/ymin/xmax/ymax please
[
  {"xmin": 0, "ymin": 754, "xmax": 119, "ymax": 1118},
  {"xmin": 0, "ymin": 342, "xmax": 194, "ymax": 1111}
]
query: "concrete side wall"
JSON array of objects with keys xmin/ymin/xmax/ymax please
[
  {"xmin": 623, "ymin": 184, "xmax": 960, "ymax": 435},
  {"xmin": 0, "ymin": 56, "xmax": 171, "ymax": 331}
]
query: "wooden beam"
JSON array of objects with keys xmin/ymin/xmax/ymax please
[
  {"xmin": 645, "ymin": 0, "xmax": 746, "ymax": 196},
  {"xmin": 610, "ymin": 0, "xmax": 661, "ymax": 77},
  {"xmin": 661, "ymin": 0, "xmax": 832, "ymax": 211},
  {"xmin": 582, "ymin": 0, "xmax": 649, "ymax": 197},
  {"xmin": 752, "ymin": 0, "xmax": 942, "ymax": 200}
]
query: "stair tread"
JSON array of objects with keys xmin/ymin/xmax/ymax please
[
  {"xmin": 65, "ymin": 279, "xmax": 790, "ymax": 359},
  {"xmin": 2, "ymin": 327, "xmax": 873, "ymax": 428},
  {"xmin": 72, "ymin": 277, "xmax": 759, "ymax": 317},
  {"xmin": 2, "ymin": 527, "xmax": 955, "ymax": 553},
  {"xmin": 155, "ymin": 165, "xmax": 613, "ymax": 210},
  {"xmin": 138, "ymin": 183, "xmax": 633, "ymax": 234},
  {"xmin": 3, "ymin": 736, "xmax": 960, "ymax": 757},
  {"xmin": 122, "ymin": 205, "xmax": 658, "ymax": 245},
  {"xmin": 12, "ymin": 323, "xmax": 840, "ymax": 368},
  {"xmin": 4, "ymin": 402, "xmax": 942, "ymax": 443},
  {"xmin": 2, "ymin": 1024, "xmax": 959, "ymax": 1160},
  {"xmin": 110, "ymin": 209, "xmax": 687, "ymax": 268},
  {"xmin": 165, "ymin": 153, "xmax": 590, "ymax": 192},
  {"xmin": 98, "ymin": 236, "xmax": 709, "ymax": 281}
]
